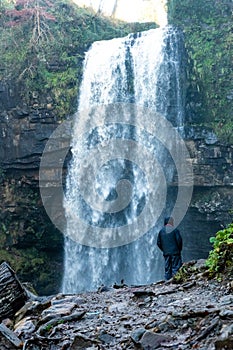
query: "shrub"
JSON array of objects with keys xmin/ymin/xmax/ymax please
[{"xmin": 206, "ymin": 223, "xmax": 233, "ymax": 274}]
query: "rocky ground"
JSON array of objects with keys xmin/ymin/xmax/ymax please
[{"xmin": 0, "ymin": 260, "xmax": 233, "ymax": 350}]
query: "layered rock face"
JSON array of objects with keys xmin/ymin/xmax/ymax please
[
  {"xmin": 0, "ymin": 82, "xmax": 58, "ymax": 173},
  {"xmin": 180, "ymin": 132, "xmax": 233, "ymax": 262},
  {"xmin": 0, "ymin": 79, "xmax": 232, "ymax": 294},
  {"xmin": 0, "ymin": 82, "xmax": 63, "ymax": 295}
]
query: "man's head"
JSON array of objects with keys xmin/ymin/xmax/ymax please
[{"xmin": 164, "ymin": 216, "xmax": 174, "ymax": 226}]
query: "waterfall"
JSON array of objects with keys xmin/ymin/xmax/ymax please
[{"xmin": 62, "ymin": 26, "xmax": 186, "ymax": 293}]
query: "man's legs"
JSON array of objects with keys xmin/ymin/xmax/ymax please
[
  {"xmin": 171, "ymin": 254, "xmax": 182, "ymax": 277},
  {"xmin": 164, "ymin": 255, "xmax": 172, "ymax": 280}
]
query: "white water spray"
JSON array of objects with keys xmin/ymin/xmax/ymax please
[{"xmin": 62, "ymin": 26, "xmax": 186, "ymax": 293}]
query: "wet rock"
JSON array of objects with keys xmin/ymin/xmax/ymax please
[
  {"xmin": 193, "ymin": 316, "xmax": 220, "ymax": 343},
  {"xmin": 41, "ymin": 301, "xmax": 77, "ymax": 317},
  {"xmin": 98, "ymin": 285, "xmax": 113, "ymax": 292},
  {"xmin": 86, "ymin": 311, "xmax": 100, "ymax": 319},
  {"xmin": 132, "ymin": 289, "xmax": 155, "ymax": 298},
  {"xmin": 181, "ymin": 281, "xmax": 197, "ymax": 289},
  {"xmin": 108, "ymin": 302, "xmax": 128, "ymax": 313},
  {"xmin": 215, "ymin": 323, "xmax": 233, "ymax": 350},
  {"xmin": 138, "ymin": 296, "xmax": 153, "ymax": 307},
  {"xmin": 113, "ymin": 280, "xmax": 128, "ymax": 289},
  {"xmin": 14, "ymin": 300, "xmax": 50, "ymax": 324},
  {"xmin": 219, "ymin": 295, "xmax": 233, "ymax": 306},
  {"xmin": 131, "ymin": 327, "xmax": 146, "ymax": 344},
  {"xmin": 0, "ymin": 323, "xmax": 22, "ymax": 348},
  {"xmin": 172, "ymin": 307, "xmax": 217, "ymax": 319},
  {"xmin": 14, "ymin": 316, "xmax": 37, "ymax": 337},
  {"xmin": 0, "ymin": 266, "xmax": 232, "ymax": 350},
  {"xmin": 0, "ymin": 335, "xmax": 18, "ymax": 350},
  {"xmin": 0, "ymin": 262, "xmax": 28, "ymax": 321},
  {"xmin": 154, "ymin": 315, "xmax": 178, "ymax": 332},
  {"xmin": 70, "ymin": 333, "xmax": 99, "ymax": 349},
  {"xmin": 219, "ymin": 308, "xmax": 233, "ymax": 318},
  {"xmin": 193, "ymin": 258, "xmax": 207, "ymax": 270},
  {"xmin": 38, "ymin": 311, "xmax": 86, "ymax": 336},
  {"xmin": 98, "ymin": 330, "xmax": 115, "ymax": 344},
  {"xmin": 219, "ymin": 323, "xmax": 233, "ymax": 339},
  {"xmin": 145, "ymin": 317, "xmax": 166, "ymax": 330},
  {"xmin": 139, "ymin": 331, "xmax": 172, "ymax": 349},
  {"xmin": 215, "ymin": 337, "xmax": 233, "ymax": 350},
  {"xmin": 2, "ymin": 319, "xmax": 13, "ymax": 329},
  {"xmin": 52, "ymin": 296, "xmax": 86, "ymax": 306}
]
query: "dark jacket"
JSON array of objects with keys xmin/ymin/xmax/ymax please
[{"xmin": 157, "ymin": 225, "xmax": 182, "ymax": 256}]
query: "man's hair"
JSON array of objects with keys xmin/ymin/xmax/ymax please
[{"xmin": 164, "ymin": 217, "xmax": 174, "ymax": 225}]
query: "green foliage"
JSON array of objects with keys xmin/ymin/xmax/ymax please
[
  {"xmin": 173, "ymin": 260, "xmax": 207, "ymax": 283},
  {"xmin": 167, "ymin": 0, "xmax": 233, "ymax": 142},
  {"xmin": 174, "ymin": 222, "xmax": 233, "ymax": 283},
  {"xmin": 0, "ymin": 0, "xmax": 156, "ymax": 119},
  {"xmin": 44, "ymin": 319, "xmax": 64, "ymax": 332},
  {"xmin": 210, "ymin": 118, "xmax": 233, "ymax": 144},
  {"xmin": 45, "ymin": 323, "xmax": 53, "ymax": 332},
  {"xmin": 0, "ymin": 178, "xmax": 63, "ymax": 294},
  {"xmin": 0, "ymin": 0, "xmax": 14, "ymax": 12},
  {"xmin": 173, "ymin": 264, "xmax": 191, "ymax": 283},
  {"xmin": 0, "ymin": 249, "xmax": 19, "ymax": 267},
  {"xmin": 206, "ymin": 223, "xmax": 233, "ymax": 274}
]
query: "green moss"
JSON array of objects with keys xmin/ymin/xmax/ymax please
[
  {"xmin": 167, "ymin": 0, "xmax": 233, "ymax": 143},
  {"xmin": 0, "ymin": 178, "xmax": 63, "ymax": 295},
  {"xmin": 173, "ymin": 223, "xmax": 233, "ymax": 283},
  {"xmin": 0, "ymin": 0, "xmax": 156, "ymax": 119},
  {"xmin": 0, "ymin": 249, "xmax": 19, "ymax": 267},
  {"xmin": 173, "ymin": 263, "xmax": 192, "ymax": 283},
  {"xmin": 0, "ymin": 245, "xmax": 63, "ymax": 295}
]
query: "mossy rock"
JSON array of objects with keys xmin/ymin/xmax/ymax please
[{"xmin": 167, "ymin": 0, "xmax": 233, "ymax": 143}]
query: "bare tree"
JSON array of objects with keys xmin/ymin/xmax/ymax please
[{"xmin": 4, "ymin": 0, "xmax": 56, "ymax": 44}]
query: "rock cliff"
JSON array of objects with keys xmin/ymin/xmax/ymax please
[
  {"xmin": 0, "ymin": 0, "xmax": 232, "ymax": 295},
  {"xmin": 0, "ymin": 79, "xmax": 232, "ymax": 294},
  {"xmin": 0, "ymin": 81, "xmax": 63, "ymax": 295}
]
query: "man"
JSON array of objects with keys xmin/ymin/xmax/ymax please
[{"xmin": 157, "ymin": 217, "xmax": 182, "ymax": 280}]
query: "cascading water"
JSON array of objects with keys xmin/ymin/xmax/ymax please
[{"xmin": 62, "ymin": 26, "xmax": 186, "ymax": 293}]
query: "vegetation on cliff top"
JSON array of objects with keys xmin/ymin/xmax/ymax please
[
  {"xmin": 0, "ymin": 0, "xmax": 156, "ymax": 119},
  {"xmin": 168, "ymin": 0, "xmax": 233, "ymax": 143},
  {"xmin": 1, "ymin": 0, "xmax": 232, "ymax": 139}
]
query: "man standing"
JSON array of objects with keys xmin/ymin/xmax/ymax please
[{"xmin": 157, "ymin": 217, "xmax": 182, "ymax": 280}]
